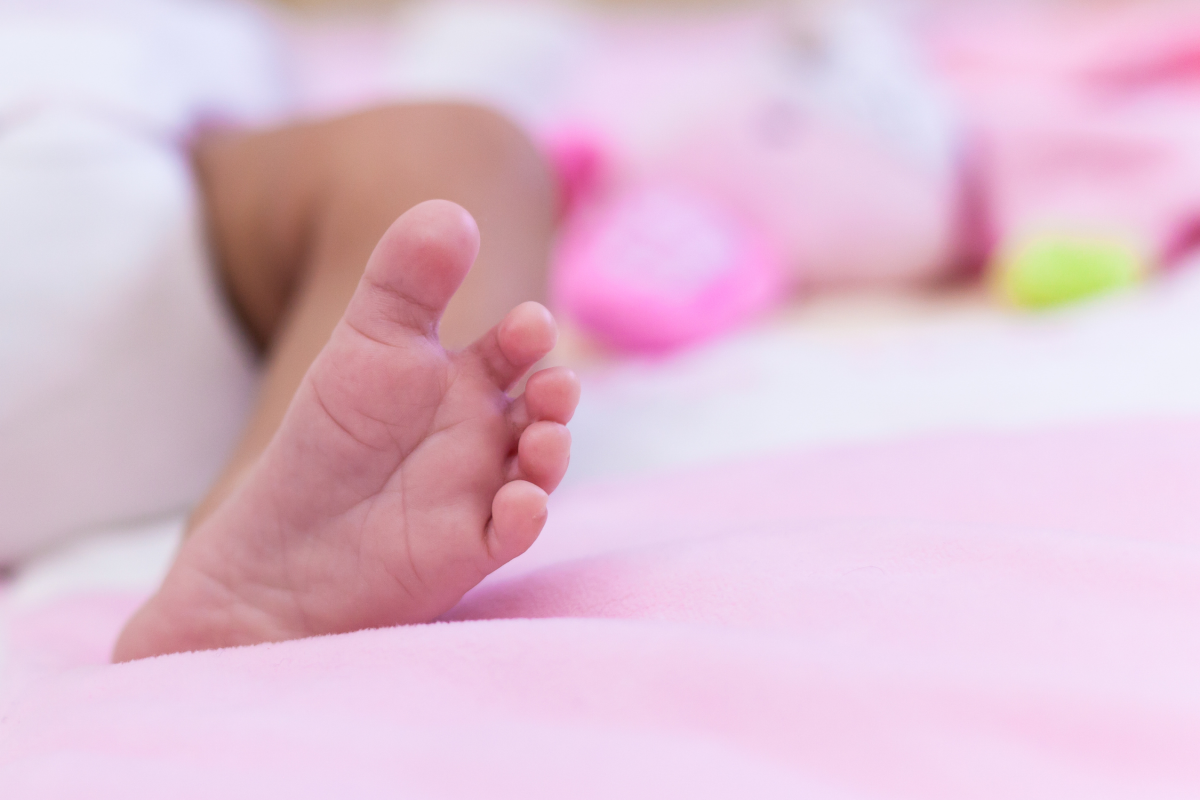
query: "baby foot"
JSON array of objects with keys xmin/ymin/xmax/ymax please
[{"xmin": 114, "ymin": 201, "xmax": 580, "ymax": 661}]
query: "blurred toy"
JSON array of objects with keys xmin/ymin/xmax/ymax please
[
  {"xmin": 994, "ymin": 235, "xmax": 1145, "ymax": 309},
  {"xmin": 389, "ymin": 1, "xmax": 962, "ymax": 351},
  {"xmin": 387, "ymin": 1, "xmax": 1200, "ymax": 344},
  {"xmin": 543, "ymin": 4, "xmax": 961, "ymax": 351},
  {"xmin": 552, "ymin": 182, "xmax": 784, "ymax": 352},
  {"xmin": 932, "ymin": 3, "xmax": 1200, "ymax": 310}
]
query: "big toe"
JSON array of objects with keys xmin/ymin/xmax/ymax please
[{"xmin": 348, "ymin": 200, "xmax": 481, "ymax": 343}]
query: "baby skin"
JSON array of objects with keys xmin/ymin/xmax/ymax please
[{"xmin": 114, "ymin": 105, "xmax": 577, "ymax": 660}]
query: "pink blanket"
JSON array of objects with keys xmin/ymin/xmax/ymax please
[{"xmin": 2, "ymin": 419, "xmax": 1197, "ymax": 798}]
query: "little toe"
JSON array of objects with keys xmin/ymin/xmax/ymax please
[
  {"xmin": 487, "ymin": 480, "xmax": 549, "ymax": 564},
  {"xmin": 515, "ymin": 421, "xmax": 572, "ymax": 492},
  {"xmin": 466, "ymin": 302, "xmax": 558, "ymax": 391},
  {"xmin": 347, "ymin": 200, "xmax": 480, "ymax": 344}
]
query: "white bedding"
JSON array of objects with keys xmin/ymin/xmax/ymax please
[{"xmin": 0, "ymin": 0, "xmax": 289, "ymax": 562}]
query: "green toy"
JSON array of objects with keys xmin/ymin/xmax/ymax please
[{"xmin": 994, "ymin": 235, "xmax": 1147, "ymax": 309}]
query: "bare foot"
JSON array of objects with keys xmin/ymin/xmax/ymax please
[{"xmin": 113, "ymin": 201, "xmax": 580, "ymax": 661}]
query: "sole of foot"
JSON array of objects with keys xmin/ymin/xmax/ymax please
[{"xmin": 113, "ymin": 200, "xmax": 580, "ymax": 661}]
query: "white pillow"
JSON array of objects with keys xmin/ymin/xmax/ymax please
[{"xmin": 0, "ymin": 0, "xmax": 287, "ymax": 561}]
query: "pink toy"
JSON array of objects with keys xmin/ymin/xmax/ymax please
[
  {"xmin": 541, "ymin": 6, "xmax": 960, "ymax": 352},
  {"xmin": 552, "ymin": 181, "xmax": 785, "ymax": 353}
]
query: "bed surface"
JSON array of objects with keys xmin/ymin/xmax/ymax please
[{"xmin": 3, "ymin": 270, "xmax": 1200, "ymax": 797}]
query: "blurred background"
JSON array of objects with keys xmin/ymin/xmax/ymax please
[
  {"xmin": 212, "ymin": 0, "xmax": 1200, "ymax": 479},
  {"xmin": 254, "ymin": 0, "xmax": 1200, "ymax": 352},
  {"xmin": 4, "ymin": 5, "xmax": 1200, "ymax": 794},
  {"xmin": 10, "ymin": 0, "xmax": 1200, "ymax": 549}
]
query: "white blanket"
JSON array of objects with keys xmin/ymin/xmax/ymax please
[{"xmin": 0, "ymin": 0, "xmax": 288, "ymax": 561}]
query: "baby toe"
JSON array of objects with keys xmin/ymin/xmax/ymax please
[
  {"xmin": 524, "ymin": 367, "xmax": 581, "ymax": 424},
  {"xmin": 487, "ymin": 480, "xmax": 549, "ymax": 564},
  {"xmin": 467, "ymin": 302, "xmax": 558, "ymax": 390},
  {"xmin": 352, "ymin": 200, "xmax": 480, "ymax": 342},
  {"xmin": 517, "ymin": 421, "xmax": 571, "ymax": 493},
  {"xmin": 499, "ymin": 302, "xmax": 558, "ymax": 363},
  {"xmin": 507, "ymin": 367, "xmax": 581, "ymax": 433}
]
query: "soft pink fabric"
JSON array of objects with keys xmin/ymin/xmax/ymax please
[{"xmin": 2, "ymin": 419, "xmax": 1198, "ymax": 798}]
